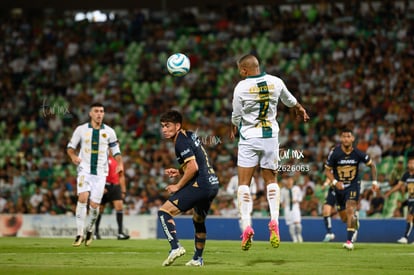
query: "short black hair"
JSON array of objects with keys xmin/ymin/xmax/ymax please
[
  {"xmin": 340, "ymin": 128, "xmax": 353, "ymax": 134},
  {"xmin": 90, "ymin": 102, "xmax": 104, "ymax": 109},
  {"xmin": 160, "ymin": 110, "xmax": 182, "ymax": 124}
]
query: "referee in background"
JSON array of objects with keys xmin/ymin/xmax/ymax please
[{"xmin": 95, "ymin": 152, "xmax": 129, "ymax": 240}]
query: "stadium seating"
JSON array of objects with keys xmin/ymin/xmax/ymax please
[{"xmin": 0, "ymin": 2, "xmax": 413, "ymax": 217}]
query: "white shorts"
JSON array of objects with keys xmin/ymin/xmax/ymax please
[
  {"xmin": 76, "ymin": 172, "xmax": 106, "ymax": 204},
  {"xmin": 284, "ymin": 205, "xmax": 302, "ymax": 226},
  {"xmin": 237, "ymin": 137, "xmax": 279, "ymax": 170}
]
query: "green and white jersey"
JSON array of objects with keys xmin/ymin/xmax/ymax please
[
  {"xmin": 67, "ymin": 122, "xmax": 120, "ymax": 176},
  {"xmin": 232, "ymin": 72, "xmax": 297, "ymax": 139}
]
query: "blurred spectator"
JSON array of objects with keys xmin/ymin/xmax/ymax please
[
  {"xmin": 0, "ymin": 194, "xmax": 8, "ymax": 212},
  {"xmin": 366, "ymin": 192, "xmax": 385, "ymax": 217},
  {"xmin": 366, "ymin": 138, "xmax": 382, "ymax": 164},
  {"xmin": 29, "ymin": 187, "xmax": 43, "ymax": 212},
  {"xmin": 389, "ymin": 157, "xmax": 406, "ymax": 187},
  {"xmin": 300, "ymin": 186, "xmax": 319, "ymax": 216},
  {"xmin": 392, "ymin": 199, "xmax": 406, "ymax": 218},
  {"xmin": 359, "ymin": 189, "xmax": 372, "ymax": 218},
  {"xmin": 15, "ymin": 197, "xmax": 29, "ymax": 214}
]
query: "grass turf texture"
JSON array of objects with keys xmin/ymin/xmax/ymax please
[{"xmin": 0, "ymin": 238, "xmax": 412, "ymax": 274}]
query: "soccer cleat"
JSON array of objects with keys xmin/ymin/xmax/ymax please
[
  {"xmin": 185, "ymin": 257, "xmax": 204, "ymax": 267},
  {"xmin": 162, "ymin": 246, "xmax": 186, "ymax": 266},
  {"xmin": 323, "ymin": 233, "xmax": 335, "ymax": 242},
  {"xmin": 117, "ymin": 233, "xmax": 130, "ymax": 240},
  {"xmin": 85, "ymin": 231, "xmax": 93, "ymax": 246},
  {"xmin": 268, "ymin": 220, "xmax": 280, "ymax": 248},
  {"xmin": 241, "ymin": 225, "xmax": 255, "ymax": 251},
  {"xmin": 343, "ymin": 241, "xmax": 354, "ymax": 250},
  {"xmin": 72, "ymin": 235, "xmax": 84, "ymax": 247},
  {"xmin": 397, "ymin": 237, "xmax": 408, "ymax": 244},
  {"xmin": 94, "ymin": 233, "xmax": 101, "ymax": 240}
]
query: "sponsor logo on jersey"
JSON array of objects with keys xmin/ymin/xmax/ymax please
[
  {"xmin": 180, "ymin": 148, "xmax": 190, "ymax": 157},
  {"xmin": 209, "ymin": 175, "xmax": 219, "ymax": 185},
  {"xmin": 338, "ymin": 159, "xmax": 357, "ymax": 165}
]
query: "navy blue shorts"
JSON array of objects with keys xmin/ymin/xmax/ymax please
[
  {"xmin": 168, "ymin": 181, "xmax": 218, "ymax": 218},
  {"xmin": 408, "ymin": 200, "xmax": 414, "ymax": 215},
  {"xmin": 324, "ymin": 187, "xmax": 336, "ymax": 208},
  {"xmin": 335, "ymin": 183, "xmax": 360, "ymax": 212}
]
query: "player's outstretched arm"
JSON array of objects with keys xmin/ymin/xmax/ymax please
[
  {"xmin": 384, "ymin": 180, "xmax": 403, "ymax": 198},
  {"xmin": 294, "ymin": 103, "xmax": 310, "ymax": 122},
  {"xmin": 367, "ymin": 162, "xmax": 379, "ymax": 192}
]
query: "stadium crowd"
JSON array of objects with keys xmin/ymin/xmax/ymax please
[{"xmin": 0, "ymin": 1, "xmax": 413, "ymax": 220}]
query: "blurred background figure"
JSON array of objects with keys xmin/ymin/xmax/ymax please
[{"xmin": 281, "ymin": 176, "xmax": 303, "ymax": 243}]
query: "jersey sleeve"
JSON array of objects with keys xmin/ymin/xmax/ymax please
[
  {"xmin": 400, "ymin": 172, "xmax": 409, "ymax": 182},
  {"xmin": 67, "ymin": 126, "xmax": 81, "ymax": 150},
  {"xmin": 359, "ymin": 150, "xmax": 372, "ymax": 165},
  {"xmin": 108, "ymin": 127, "xmax": 121, "ymax": 156},
  {"xmin": 231, "ymin": 85, "xmax": 243, "ymax": 126},
  {"xmin": 325, "ymin": 148, "xmax": 335, "ymax": 169},
  {"xmin": 175, "ymin": 134, "xmax": 195, "ymax": 164},
  {"xmin": 279, "ymin": 79, "xmax": 298, "ymax": 108}
]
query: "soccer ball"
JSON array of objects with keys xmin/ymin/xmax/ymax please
[{"xmin": 166, "ymin": 53, "xmax": 190, "ymax": 77}]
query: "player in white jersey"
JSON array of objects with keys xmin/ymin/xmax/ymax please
[
  {"xmin": 230, "ymin": 54, "xmax": 309, "ymax": 250},
  {"xmin": 67, "ymin": 102, "xmax": 123, "ymax": 247},
  {"xmin": 280, "ymin": 177, "xmax": 303, "ymax": 243}
]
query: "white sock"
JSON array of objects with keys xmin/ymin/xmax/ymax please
[
  {"xmin": 237, "ymin": 185, "xmax": 252, "ymax": 231},
  {"xmin": 86, "ymin": 206, "xmax": 100, "ymax": 233},
  {"xmin": 296, "ymin": 223, "xmax": 303, "ymax": 242},
  {"xmin": 289, "ymin": 224, "xmax": 297, "ymax": 242},
  {"xmin": 75, "ymin": 202, "xmax": 87, "ymax": 236},
  {"xmin": 267, "ymin": 183, "xmax": 280, "ymax": 221}
]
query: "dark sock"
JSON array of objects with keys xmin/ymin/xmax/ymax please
[
  {"xmin": 95, "ymin": 214, "xmax": 101, "ymax": 235},
  {"xmin": 158, "ymin": 210, "xmax": 179, "ymax": 249},
  {"xmin": 324, "ymin": 216, "xmax": 332, "ymax": 234},
  {"xmin": 404, "ymin": 222, "xmax": 413, "ymax": 238},
  {"xmin": 116, "ymin": 211, "xmax": 123, "ymax": 234},
  {"xmin": 347, "ymin": 229, "xmax": 354, "ymax": 242},
  {"xmin": 194, "ymin": 236, "xmax": 206, "ymax": 259}
]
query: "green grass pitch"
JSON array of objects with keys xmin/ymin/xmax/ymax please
[{"xmin": 0, "ymin": 238, "xmax": 412, "ymax": 274}]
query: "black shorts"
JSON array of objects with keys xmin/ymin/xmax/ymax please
[
  {"xmin": 101, "ymin": 184, "xmax": 122, "ymax": 205},
  {"xmin": 324, "ymin": 187, "xmax": 336, "ymax": 208},
  {"xmin": 408, "ymin": 200, "xmax": 414, "ymax": 215},
  {"xmin": 335, "ymin": 183, "xmax": 360, "ymax": 212},
  {"xmin": 168, "ymin": 181, "xmax": 218, "ymax": 218}
]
